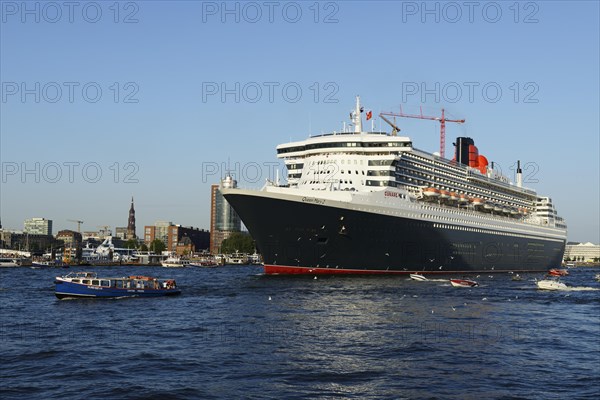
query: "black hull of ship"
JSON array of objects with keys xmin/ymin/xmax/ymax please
[{"xmin": 224, "ymin": 192, "xmax": 565, "ymax": 275}]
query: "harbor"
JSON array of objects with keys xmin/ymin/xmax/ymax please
[
  {"xmin": 2, "ymin": 1, "xmax": 598, "ymax": 399},
  {"xmin": 1, "ymin": 265, "xmax": 599, "ymax": 398}
]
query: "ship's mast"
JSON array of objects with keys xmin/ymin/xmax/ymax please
[{"xmin": 354, "ymin": 96, "xmax": 363, "ymax": 133}]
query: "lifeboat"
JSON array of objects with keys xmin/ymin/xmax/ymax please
[
  {"xmin": 483, "ymin": 201, "xmax": 494, "ymax": 211},
  {"xmin": 471, "ymin": 198, "xmax": 484, "ymax": 207},
  {"xmin": 548, "ymin": 268, "xmax": 569, "ymax": 277},
  {"xmin": 422, "ymin": 187, "xmax": 440, "ymax": 199},
  {"xmin": 449, "ymin": 192, "xmax": 459, "ymax": 202},
  {"xmin": 439, "ymin": 190, "xmax": 450, "ymax": 200},
  {"xmin": 510, "ymin": 208, "xmax": 519, "ymax": 216},
  {"xmin": 493, "ymin": 204, "xmax": 502, "ymax": 212},
  {"xmin": 459, "ymin": 194, "xmax": 469, "ymax": 204},
  {"xmin": 502, "ymin": 207, "xmax": 511, "ymax": 214}
]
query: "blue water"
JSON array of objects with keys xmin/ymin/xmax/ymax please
[{"xmin": 1, "ymin": 266, "xmax": 599, "ymax": 399}]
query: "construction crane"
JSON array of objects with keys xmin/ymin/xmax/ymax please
[
  {"xmin": 67, "ymin": 219, "xmax": 84, "ymax": 233},
  {"xmin": 379, "ymin": 114, "xmax": 401, "ymax": 136},
  {"xmin": 380, "ymin": 106, "xmax": 465, "ymax": 158}
]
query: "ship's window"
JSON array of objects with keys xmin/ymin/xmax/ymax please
[
  {"xmin": 72, "ymin": 279, "xmax": 80, "ymax": 283},
  {"xmin": 101, "ymin": 280, "xmax": 110, "ymax": 287},
  {"xmin": 92, "ymin": 280, "xmax": 99, "ymax": 286},
  {"xmin": 82, "ymin": 280, "xmax": 90, "ymax": 284}
]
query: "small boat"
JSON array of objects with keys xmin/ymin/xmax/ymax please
[
  {"xmin": 471, "ymin": 198, "xmax": 484, "ymax": 207},
  {"xmin": 225, "ymin": 253, "xmax": 249, "ymax": 265},
  {"xmin": 248, "ymin": 252, "xmax": 263, "ymax": 265},
  {"xmin": 595, "ymin": 274, "xmax": 600, "ymax": 282},
  {"xmin": 511, "ymin": 274, "xmax": 522, "ymax": 281},
  {"xmin": 410, "ymin": 273, "xmax": 428, "ymax": 281},
  {"xmin": 32, "ymin": 260, "xmax": 66, "ymax": 268},
  {"xmin": 189, "ymin": 261, "xmax": 218, "ymax": 268},
  {"xmin": 537, "ymin": 279, "xmax": 568, "ymax": 291},
  {"xmin": 548, "ymin": 268, "xmax": 568, "ymax": 277},
  {"xmin": 0, "ymin": 257, "xmax": 19, "ymax": 267},
  {"xmin": 450, "ymin": 278, "xmax": 478, "ymax": 288},
  {"xmin": 55, "ymin": 272, "xmax": 181, "ymax": 299},
  {"xmin": 161, "ymin": 257, "xmax": 191, "ymax": 268}
]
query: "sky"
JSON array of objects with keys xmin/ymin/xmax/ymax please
[{"xmin": 0, "ymin": 0, "xmax": 599, "ymax": 243}]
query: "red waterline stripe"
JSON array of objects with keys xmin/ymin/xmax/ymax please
[{"xmin": 264, "ymin": 265, "xmax": 545, "ymax": 275}]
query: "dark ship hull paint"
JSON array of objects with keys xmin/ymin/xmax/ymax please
[{"xmin": 224, "ymin": 192, "xmax": 565, "ymax": 275}]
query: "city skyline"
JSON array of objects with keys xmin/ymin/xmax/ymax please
[{"xmin": 1, "ymin": 2, "xmax": 598, "ymax": 243}]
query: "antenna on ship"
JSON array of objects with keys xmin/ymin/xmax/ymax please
[
  {"xmin": 516, "ymin": 160, "xmax": 523, "ymax": 187},
  {"xmin": 352, "ymin": 95, "xmax": 363, "ymax": 133}
]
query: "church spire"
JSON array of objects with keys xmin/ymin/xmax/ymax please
[{"xmin": 127, "ymin": 197, "xmax": 136, "ymax": 239}]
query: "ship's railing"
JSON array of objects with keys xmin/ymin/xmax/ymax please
[
  {"xmin": 466, "ymin": 169, "xmax": 536, "ymax": 195},
  {"xmin": 413, "ymin": 198, "xmax": 555, "ymax": 229}
]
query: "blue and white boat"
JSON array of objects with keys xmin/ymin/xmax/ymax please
[{"xmin": 54, "ymin": 272, "xmax": 181, "ymax": 299}]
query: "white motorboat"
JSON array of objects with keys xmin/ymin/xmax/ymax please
[
  {"xmin": 161, "ymin": 257, "xmax": 191, "ymax": 268},
  {"xmin": 450, "ymin": 278, "xmax": 478, "ymax": 287},
  {"xmin": 536, "ymin": 279, "xmax": 568, "ymax": 290},
  {"xmin": 410, "ymin": 273, "xmax": 428, "ymax": 281},
  {"xmin": 0, "ymin": 257, "xmax": 19, "ymax": 267}
]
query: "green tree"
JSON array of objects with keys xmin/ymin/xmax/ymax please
[
  {"xmin": 140, "ymin": 243, "xmax": 148, "ymax": 252},
  {"xmin": 149, "ymin": 239, "xmax": 166, "ymax": 254},
  {"xmin": 221, "ymin": 232, "xmax": 254, "ymax": 254},
  {"xmin": 124, "ymin": 239, "xmax": 138, "ymax": 249}
]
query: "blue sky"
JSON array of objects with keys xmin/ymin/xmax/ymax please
[{"xmin": 1, "ymin": 1, "xmax": 598, "ymax": 243}]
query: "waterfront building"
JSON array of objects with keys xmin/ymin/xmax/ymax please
[
  {"xmin": 145, "ymin": 222, "xmax": 209, "ymax": 253},
  {"xmin": 56, "ymin": 230, "xmax": 82, "ymax": 248},
  {"xmin": 24, "ymin": 217, "xmax": 52, "ymax": 235},
  {"xmin": 82, "ymin": 227, "xmax": 112, "ymax": 240},
  {"xmin": 0, "ymin": 229, "xmax": 59, "ymax": 253},
  {"xmin": 564, "ymin": 242, "xmax": 600, "ymax": 262},
  {"xmin": 127, "ymin": 197, "xmax": 137, "ymax": 239},
  {"xmin": 144, "ymin": 221, "xmax": 172, "ymax": 246},
  {"xmin": 210, "ymin": 175, "xmax": 242, "ymax": 254},
  {"xmin": 169, "ymin": 225, "xmax": 210, "ymax": 253},
  {"xmin": 115, "ymin": 227, "xmax": 128, "ymax": 239}
]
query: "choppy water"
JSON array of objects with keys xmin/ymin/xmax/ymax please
[{"xmin": 1, "ymin": 266, "xmax": 599, "ymax": 399}]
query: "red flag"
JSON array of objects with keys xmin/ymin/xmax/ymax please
[{"xmin": 366, "ymin": 110, "xmax": 373, "ymax": 120}]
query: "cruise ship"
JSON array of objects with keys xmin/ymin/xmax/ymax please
[{"xmin": 222, "ymin": 97, "xmax": 566, "ymax": 274}]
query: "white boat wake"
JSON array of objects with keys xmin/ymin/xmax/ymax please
[{"xmin": 560, "ymin": 286, "xmax": 600, "ymax": 291}]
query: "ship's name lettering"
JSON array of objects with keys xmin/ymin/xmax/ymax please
[
  {"xmin": 384, "ymin": 191, "xmax": 399, "ymax": 198},
  {"xmin": 302, "ymin": 197, "xmax": 325, "ymax": 205}
]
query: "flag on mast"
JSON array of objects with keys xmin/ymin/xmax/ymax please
[{"xmin": 366, "ymin": 110, "xmax": 373, "ymax": 121}]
